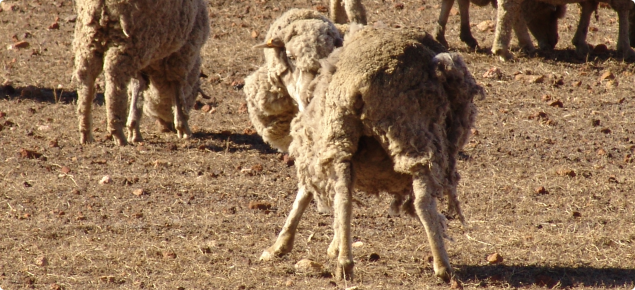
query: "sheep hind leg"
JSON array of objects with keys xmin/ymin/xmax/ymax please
[
  {"xmin": 260, "ymin": 187, "xmax": 313, "ymax": 260},
  {"xmin": 103, "ymin": 51, "xmax": 135, "ymax": 146},
  {"xmin": 412, "ymin": 172, "xmax": 452, "ymax": 282},
  {"xmin": 491, "ymin": 0, "xmax": 519, "ymax": 61},
  {"xmin": 513, "ymin": 15, "xmax": 535, "ymax": 54},
  {"xmin": 75, "ymin": 53, "xmax": 104, "ymax": 144},
  {"xmin": 173, "ymin": 84, "xmax": 192, "ymax": 139},
  {"xmin": 434, "ymin": 0, "xmax": 455, "ymax": 48},
  {"xmin": 344, "ymin": 0, "xmax": 367, "ymax": 25},
  {"xmin": 329, "ymin": 162, "xmax": 355, "ymax": 280},
  {"xmin": 572, "ymin": 1, "xmax": 596, "ymax": 58},
  {"xmin": 126, "ymin": 76, "xmax": 147, "ymax": 143},
  {"xmin": 330, "ymin": 0, "xmax": 348, "ymax": 24}
]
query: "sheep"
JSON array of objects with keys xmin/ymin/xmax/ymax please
[
  {"xmin": 251, "ymin": 9, "xmax": 483, "ymax": 282},
  {"xmin": 330, "ymin": 0, "xmax": 367, "ymax": 25},
  {"xmin": 73, "ymin": 0, "xmax": 209, "ymax": 145},
  {"xmin": 125, "ymin": 1, "xmax": 209, "ymax": 142},
  {"xmin": 491, "ymin": 0, "xmax": 635, "ymax": 60},
  {"xmin": 435, "ymin": 0, "xmax": 566, "ymax": 51}
]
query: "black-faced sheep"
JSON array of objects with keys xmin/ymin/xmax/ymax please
[
  {"xmin": 435, "ymin": 0, "xmax": 566, "ymax": 51},
  {"xmin": 73, "ymin": 0, "xmax": 209, "ymax": 145},
  {"xmin": 492, "ymin": 0, "xmax": 635, "ymax": 60},
  {"xmin": 251, "ymin": 9, "xmax": 483, "ymax": 282}
]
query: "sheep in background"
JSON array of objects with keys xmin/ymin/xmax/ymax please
[
  {"xmin": 73, "ymin": 0, "xmax": 209, "ymax": 145},
  {"xmin": 330, "ymin": 0, "xmax": 367, "ymax": 25},
  {"xmin": 251, "ymin": 9, "xmax": 483, "ymax": 282},
  {"xmin": 492, "ymin": 0, "xmax": 634, "ymax": 60},
  {"xmin": 126, "ymin": 4, "xmax": 210, "ymax": 142},
  {"xmin": 435, "ymin": 0, "xmax": 566, "ymax": 51}
]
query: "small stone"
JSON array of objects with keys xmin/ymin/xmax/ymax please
[
  {"xmin": 163, "ymin": 251, "xmax": 177, "ymax": 259},
  {"xmin": 49, "ymin": 139, "xmax": 59, "ymax": 147},
  {"xmin": 48, "ymin": 22, "xmax": 60, "ymax": 29},
  {"xmin": 592, "ymin": 44, "xmax": 608, "ymax": 54},
  {"xmin": 251, "ymin": 30, "xmax": 259, "ymax": 38},
  {"xmin": 476, "ymin": 20, "xmax": 493, "ymax": 32},
  {"xmin": 248, "ymin": 201, "xmax": 272, "ymax": 210},
  {"xmin": 283, "ymin": 154, "xmax": 295, "ymax": 166},
  {"xmin": 285, "ymin": 279, "xmax": 294, "ymax": 286},
  {"xmin": 314, "ymin": 5, "xmax": 328, "ymax": 12},
  {"xmin": 599, "ymin": 71, "xmax": 614, "ymax": 81},
  {"xmin": 534, "ymin": 186, "xmax": 548, "ymax": 195},
  {"xmin": 201, "ymin": 104, "xmax": 212, "ymax": 113},
  {"xmin": 541, "ymin": 94, "xmax": 551, "ymax": 101},
  {"xmin": 99, "ymin": 175, "xmax": 112, "ymax": 185},
  {"xmin": 572, "ymin": 80, "xmax": 582, "ymax": 87},
  {"xmin": 450, "ymin": 279, "xmax": 463, "ymax": 289},
  {"xmin": 11, "ymin": 41, "xmax": 29, "ymax": 49},
  {"xmin": 482, "ymin": 67, "xmax": 502, "ymax": 79},
  {"xmin": 487, "ymin": 253, "xmax": 503, "ymax": 264},
  {"xmin": 36, "ymin": 256, "xmax": 48, "ymax": 266},
  {"xmin": 294, "ymin": 259, "xmax": 324, "ymax": 274},
  {"xmin": 449, "ymin": 7, "xmax": 459, "ymax": 15},
  {"xmin": 352, "ymin": 241, "xmax": 364, "ymax": 248},
  {"xmin": 549, "ymin": 100, "xmax": 563, "ymax": 108},
  {"xmin": 556, "ymin": 169, "xmax": 576, "ymax": 177},
  {"xmin": 60, "ymin": 166, "xmax": 71, "ymax": 174},
  {"xmin": 132, "ymin": 188, "xmax": 145, "ymax": 196}
]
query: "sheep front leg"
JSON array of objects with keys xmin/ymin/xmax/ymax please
[
  {"xmin": 412, "ymin": 173, "xmax": 452, "ymax": 282},
  {"xmin": 126, "ymin": 76, "xmax": 147, "ymax": 143},
  {"xmin": 260, "ymin": 187, "xmax": 313, "ymax": 260},
  {"xmin": 74, "ymin": 53, "xmax": 104, "ymax": 144},
  {"xmin": 173, "ymin": 85, "xmax": 192, "ymax": 139},
  {"xmin": 330, "ymin": 162, "xmax": 354, "ymax": 280},
  {"xmin": 492, "ymin": 0, "xmax": 521, "ymax": 60},
  {"xmin": 572, "ymin": 1, "xmax": 597, "ymax": 58},
  {"xmin": 616, "ymin": 8, "xmax": 635, "ymax": 60},
  {"xmin": 458, "ymin": 0, "xmax": 479, "ymax": 48},
  {"xmin": 513, "ymin": 16, "xmax": 534, "ymax": 53},
  {"xmin": 434, "ymin": 0, "xmax": 455, "ymax": 48}
]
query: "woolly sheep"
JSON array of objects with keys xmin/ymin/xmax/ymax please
[
  {"xmin": 126, "ymin": 4, "xmax": 209, "ymax": 142},
  {"xmin": 492, "ymin": 0, "xmax": 635, "ymax": 60},
  {"xmin": 252, "ymin": 10, "xmax": 483, "ymax": 282},
  {"xmin": 330, "ymin": 0, "xmax": 367, "ymax": 24},
  {"xmin": 435, "ymin": 0, "xmax": 566, "ymax": 51},
  {"xmin": 73, "ymin": 0, "xmax": 209, "ymax": 145}
]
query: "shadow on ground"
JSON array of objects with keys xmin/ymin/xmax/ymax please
[{"xmin": 457, "ymin": 264, "xmax": 635, "ymax": 288}]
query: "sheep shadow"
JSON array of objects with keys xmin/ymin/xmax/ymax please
[
  {"xmin": 456, "ymin": 264, "xmax": 635, "ymax": 288},
  {"xmin": 450, "ymin": 46, "xmax": 626, "ymax": 64},
  {"xmin": 191, "ymin": 131, "xmax": 278, "ymax": 154},
  {"xmin": 0, "ymin": 85, "xmax": 101, "ymax": 105}
]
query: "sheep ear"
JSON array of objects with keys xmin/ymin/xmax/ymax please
[{"xmin": 253, "ymin": 38, "xmax": 285, "ymax": 49}]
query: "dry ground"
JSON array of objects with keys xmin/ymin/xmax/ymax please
[{"xmin": 0, "ymin": 0, "xmax": 634, "ymax": 289}]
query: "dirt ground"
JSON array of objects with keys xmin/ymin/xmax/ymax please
[{"xmin": 0, "ymin": 0, "xmax": 634, "ymax": 289}]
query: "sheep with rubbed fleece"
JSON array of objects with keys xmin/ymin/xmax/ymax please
[
  {"xmin": 492, "ymin": 0, "xmax": 634, "ymax": 60},
  {"xmin": 251, "ymin": 9, "xmax": 483, "ymax": 283},
  {"xmin": 73, "ymin": 0, "xmax": 209, "ymax": 145}
]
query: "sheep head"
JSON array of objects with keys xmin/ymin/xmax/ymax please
[{"xmin": 254, "ymin": 9, "xmax": 342, "ymax": 112}]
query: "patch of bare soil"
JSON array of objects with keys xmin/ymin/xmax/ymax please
[{"xmin": 0, "ymin": 0, "xmax": 633, "ymax": 289}]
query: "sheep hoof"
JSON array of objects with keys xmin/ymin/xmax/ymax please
[
  {"xmin": 620, "ymin": 47, "xmax": 635, "ymax": 61},
  {"xmin": 492, "ymin": 47, "xmax": 514, "ymax": 62},
  {"xmin": 435, "ymin": 266, "xmax": 452, "ymax": 283},
  {"xmin": 459, "ymin": 34, "xmax": 478, "ymax": 50},
  {"xmin": 259, "ymin": 246, "xmax": 285, "ymax": 261},
  {"xmin": 79, "ymin": 133, "xmax": 94, "ymax": 144},
  {"xmin": 335, "ymin": 260, "xmax": 354, "ymax": 281},
  {"xmin": 574, "ymin": 43, "xmax": 590, "ymax": 59}
]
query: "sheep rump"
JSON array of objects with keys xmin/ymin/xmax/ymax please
[
  {"xmin": 253, "ymin": 9, "xmax": 483, "ymax": 283},
  {"xmin": 73, "ymin": 0, "xmax": 209, "ymax": 145}
]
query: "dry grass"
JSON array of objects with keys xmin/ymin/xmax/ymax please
[{"xmin": 0, "ymin": 0, "xmax": 634, "ymax": 289}]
